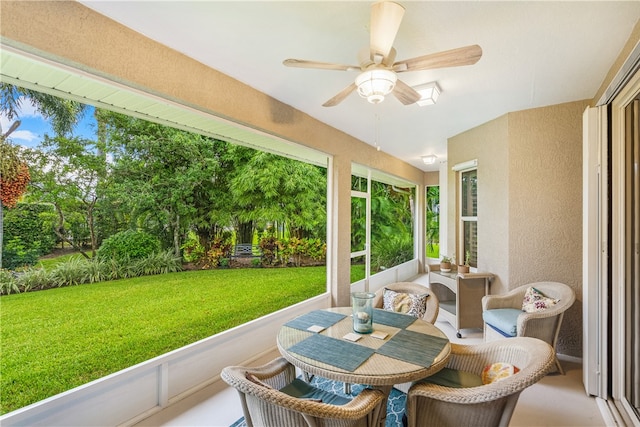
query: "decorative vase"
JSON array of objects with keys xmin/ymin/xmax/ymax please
[{"xmin": 351, "ymin": 292, "xmax": 375, "ymax": 334}]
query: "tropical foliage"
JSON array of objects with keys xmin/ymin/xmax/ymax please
[
  {"xmin": 1, "ymin": 85, "xmax": 327, "ymax": 270},
  {"xmin": 1, "ymin": 251, "xmax": 182, "ymax": 295}
]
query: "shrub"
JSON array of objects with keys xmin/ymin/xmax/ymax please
[
  {"xmin": 258, "ymin": 233, "xmax": 279, "ymax": 266},
  {"xmin": 181, "ymin": 233, "xmax": 204, "ymax": 263},
  {"xmin": 2, "ymin": 237, "xmax": 41, "ymax": 270},
  {"xmin": 96, "ymin": 230, "xmax": 160, "ymax": 262},
  {"xmin": 6, "ymin": 250, "xmax": 184, "ymax": 292},
  {"xmin": 2, "ymin": 203, "xmax": 56, "ymax": 268},
  {"xmin": 371, "ymin": 234, "xmax": 413, "ymax": 272},
  {"xmin": 16, "ymin": 268, "xmax": 51, "ymax": 292},
  {"xmin": 0, "ymin": 269, "xmax": 19, "ymax": 295},
  {"xmin": 129, "ymin": 250, "xmax": 182, "ymax": 276},
  {"xmin": 201, "ymin": 236, "xmax": 232, "ymax": 269},
  {"xmin": 49, "ymin": 257, "xmax": 89, "ymax": 287}
]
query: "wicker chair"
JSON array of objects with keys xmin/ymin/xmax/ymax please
[
  {"xmin": 481, "ymin": 281, "xmax": 575, "ymax": 374},
  {"xmin": 372, "ymin": 282, "xmax": 439, "ymax": 324},
  {"xmin": 221, "ymin": 357, "xmax": 385, "ymax": 427},
  {"xmin": 405, "ymin": 337, "xmax": 555, "ymax": 427}
]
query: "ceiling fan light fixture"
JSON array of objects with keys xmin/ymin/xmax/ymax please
[
  {"xmin": 355, "ymin": 69, "xmax": 397, "ymax": 104},
  {"xmin": 422, "ymin": 154, "xmax": 437, "ymax": 165},
  {"xmin": 415, "ymin": 82, "xmax": 441, "ymax": 106}
]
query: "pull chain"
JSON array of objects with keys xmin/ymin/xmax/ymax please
[{"xmin": 374, "ymin": 112, "xmax": 381, "ymax": 151}]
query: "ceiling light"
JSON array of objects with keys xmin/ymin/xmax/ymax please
[
  {"xmin": 422, "ymin": 155, "xmax": 437, "ymax": 165},
  {"xmin": 355, "ymin": 69, "xmax": 397, "ymax": 104},
  {"xmin": 415, "ymin": 82, "xmax": 441, "ymax": 106}
]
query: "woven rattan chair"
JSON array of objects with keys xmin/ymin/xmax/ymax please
[
  {"xmin": 221, "ymin": 357, "xmax": 385, "ymax": 427},
  {"xmin": 372, "ymin": 282, "xmax": 439, "ymax": 324},
  {"xmin": 405, "ymin": 337, "xmax": 555, "ymax": 427},
  {"xmin": 481, "ymin": 281, "xmax": 575, "ymax": 374}
]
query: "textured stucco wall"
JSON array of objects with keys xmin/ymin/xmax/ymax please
[
  {"xmin": 507, "ymin": 100, "xmax": 590, "ymax": 357},
  {"xmin": 448, "ymin": 100, "xmax": 588, "ymax": 357},
  {"xmin": 448, "ymin": 115, "xmax": 510, "ymax": 294}
]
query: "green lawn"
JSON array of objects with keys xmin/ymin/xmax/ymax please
[{"xmin": 0, "ymin": 266, "xmax": 327, "ymax": 414}]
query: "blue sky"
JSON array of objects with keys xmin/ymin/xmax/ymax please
[{"xmin": 1, "ymin": 98, "xmax": 97, "ymax": 148}]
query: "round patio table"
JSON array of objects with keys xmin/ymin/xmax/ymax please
[{"xmin": 277, "ymin": 307, "xmax": 451, "ymax": 425}]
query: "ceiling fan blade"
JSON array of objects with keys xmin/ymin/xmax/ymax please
[
  {"xmin": 393, "ymin": 44, "xmax": 483, "ymax": 73},
  {"xmin": 392, "ymin": 79, "xmax": 421, "ymax": 105},
  {"xmin": 283, "ymin": 59, "xmax": 359, "ymax": 71},
  {"xmin": 322, "ymin": 83, "xmax": 357, "ymax": 107},
  {"xmin": 370, "ymin": 1, "xmax": 405, "ymax": 62}
]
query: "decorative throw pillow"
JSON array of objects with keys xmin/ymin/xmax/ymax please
[
  {"xmin": 383, "ymin": 288, "xmax": 428, "ymax": 318},
  {"xmin": 522, "ymin": 286, "xmax": 558, "ymax": 313},
  {"xmin": 481, "ymin": 362, "xmax": 520, "ymax": 385}
]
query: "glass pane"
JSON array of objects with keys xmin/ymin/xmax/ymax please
[
  {"xmin": 426, "ymin": 186, "xmax": 440, "ymax": 258},
  {"xmin": 351, "ymin": 175, "xmax": 367, "ymax": 192},
  {"xmin": 351, "ymin": 197, "xmax": 366, "ymax": 252},
  {"xmin": 461, "ymin": 169, "xmax": 477, "ymax": 217},
  {"xmin": 463, "ymin": 221, "xmax": 478, "ymax": 267},
  {"xmin": 370, "ymin": 181, "xmax": 414, "ymax": 273},
  {"xmin": 350, "ymin": 255, "xmax": 366, "ymax": 283}
]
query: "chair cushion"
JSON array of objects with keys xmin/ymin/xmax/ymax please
[
  {"xmin": 482, "ymin": 308, "xmax": 522, "ymax": 337},
  {"xmin": 481, "ymin": 362, "xmax": 520, "ymax": 384},
  {"xmin": 383, "ymin": 288, "xmax": 428, "ymax": 318},
  {"xmin": 522, "ymin": 286, "xmax": 558, "ymax": 313},
  {"xmin": 419, "ymin": 367, "xmax": 483, "ymax": 388},
  {"xmin": 279, "ymin": 378, "xmax": 351, "ymax": 405}
]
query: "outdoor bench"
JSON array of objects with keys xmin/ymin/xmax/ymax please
[{"xmin": 231, "ymin": 244, "xmax": 261, "ymax": 259}]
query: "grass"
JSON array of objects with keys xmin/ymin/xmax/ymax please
[{"xmin": 0, "ymin": 266, "xmax": 326, "ymax": 414}]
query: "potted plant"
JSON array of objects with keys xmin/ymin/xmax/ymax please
[
  {"xmin": 440, "ymin": 255, "xmax": 452, "ymax": 272},
  {"xmin": 458, "ymin": 250, "xmax": 471, "ymax": 273}
]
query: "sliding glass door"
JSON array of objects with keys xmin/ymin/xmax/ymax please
[{"xmin": 623, "ymin": 99, "xmax": 639, "ymax": 417}]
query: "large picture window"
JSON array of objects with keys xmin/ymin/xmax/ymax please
[{"xmin": 350, "ymin": 166, "xmax": 415, "ymax": 284}]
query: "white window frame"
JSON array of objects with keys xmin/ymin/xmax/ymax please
[{"xmin": 453, "ymin": 160, "xmax": 478, "ymax": 269}]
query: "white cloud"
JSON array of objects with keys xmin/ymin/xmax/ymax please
[
  {"xmin": 15, "ymin": 98, "xmax": 42, "ymax": 118},
  {"xmin": 10, "ymin": 129, "xmax": 39, "ymax": 143}
]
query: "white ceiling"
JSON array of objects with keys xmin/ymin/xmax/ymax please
[{"xmin": 78, "ymin": 1, "xmax": 640, "ymax": 171}]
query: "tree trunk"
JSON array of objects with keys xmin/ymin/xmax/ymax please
[
  {"xmin": 53, "ymin": 203, "xmax": 90, "ymax": 259},
  {"xmin": 86, "ymin": 198, "xmax": 98, "ymax": 257},
  {"xmin": 237, "ymin": 221, "xmax": 254, "ymax": 244},
  {"xmin": 173, "ymin": 212, "xmax": 181, "ymax": 257}
]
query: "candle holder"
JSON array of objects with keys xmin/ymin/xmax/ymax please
[{"xmin": 351, "ymin": 292, "xmax": 375, "ymax": 334}]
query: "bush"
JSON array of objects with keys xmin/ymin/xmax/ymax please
[
  {"xmin": 0, "ymin": 269, "xmax": 19, "ymax": 295},
  {"xmin": 6, "ymin": 250, "xmax": 184, "ymax": 292},
  {"xmin": 371, "ymin": 234, "xmax": 413, "ymax": 272},
  {"xmin": 2, "ymin": 237, "xmax": 41, "ymax": 270},
  {"xmin": 128, "ymin": 250, "xmax": 182, "ymax": 276},
  {"xmin": 15, "ymin": 267, "xmax": 50, "ymax": 292},
  {"xmin": 2, "ymin": 203, "xmax": 56, "ymax": 268},
  {"xmin": 258, "ymin": 233, "xmax": 279, "ymax": 266},
  {"xmin": 96, "ymin": 230, "xmax": 160, "ymax": 261}
]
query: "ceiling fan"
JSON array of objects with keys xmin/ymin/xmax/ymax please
[{"xmin": 283, "ymin": 1, "xmax": 482, "ymax": 107}]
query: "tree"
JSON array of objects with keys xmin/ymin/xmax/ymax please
[
  {"xmin": 23, "ymin": 135, "xmax": 108, "ymax": 257},
  {"xmin": 1, "ymin": 83, "xmax": 89, "ymax": 265},
  {"xmin": 1, "ymin": 83, "xmax": 87, "ymax": 136},
  {"xmin": 100, "ymin": 111, "xmax": 228, "ymax": 256},
  {"xmin": 0, "ymin": 122, "xmax": 30, "ymax": 268},
  {"xmin": 229, "ymin": 151, "xmax": 327, "ymax": 241}
]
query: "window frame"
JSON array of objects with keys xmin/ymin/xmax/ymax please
[{"xmin": 454, "ymin": 160, "xmax": 478, "ymax": 269}]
